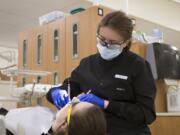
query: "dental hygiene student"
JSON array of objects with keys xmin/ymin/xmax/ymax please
[{"xmin": 46, "ymin": 10, "xmax": 156, "ymax": 135}]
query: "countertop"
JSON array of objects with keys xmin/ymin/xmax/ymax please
[{"xmin": 156, "ymin": 112, "xmax": 180, "ymax": 116}]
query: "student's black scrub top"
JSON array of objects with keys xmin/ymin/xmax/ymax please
[{"xmin": 47, "ymin": 51, "xmax": 156, "ymax": 135}]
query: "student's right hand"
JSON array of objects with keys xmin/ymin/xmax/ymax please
[{"xmin": 50, "ymin": 87, "xmax": 70, "ymax": 109}]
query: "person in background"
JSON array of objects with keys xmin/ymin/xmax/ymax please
[
  {"xmin": 47, "ymin": 102, "xmax": 107, "ymax": 135},
  {"xmin": 46, "ymin": 10, "xmax": 156, "ymax": 135}
]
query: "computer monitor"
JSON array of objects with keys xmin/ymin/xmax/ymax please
[{"xmin": 146, "ymin": 42, "xmax": 180, "ymax": 79}]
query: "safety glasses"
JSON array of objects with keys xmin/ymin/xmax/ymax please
[
  {"xmin": 96, "ymin": 34, "xmax": 125, "ymax": 48},
  {"xmin": 67, "ymin": 104, "xmax": 72, "ymax": 126},
  {"xmin": 67, "ymin": 99, "xmax": 80, "ymax": 126}
]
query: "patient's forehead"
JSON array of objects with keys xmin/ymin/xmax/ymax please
[
  {"xmin": 72, "ymin": 102, "xmax": 94, "ymax": 113},
  {"xmin": 56, "ymin": 102, "xmax": 93, "ymax": 120}
]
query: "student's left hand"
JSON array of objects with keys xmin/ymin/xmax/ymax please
[{"xmin": 79, "ymin": 93, "xmax": 104, "ymax": 109}]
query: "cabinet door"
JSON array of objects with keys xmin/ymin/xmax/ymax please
[
  {"xmin": 66, "ymin": 8, "xmax": 100, "ymax": 77},
  {"xmin": 18, "ymin": 31, "xmax": 32, "ymax": 69},
  {"xmin": 47, "ymin": 20, "xmax": 66, "ymax": 84},
  {"xmin": 18, "ymin": 31, "xmax": 33, "ymax": 86},
  {"xmin": 149, "ymin": 116, "xmax": 180, "ymax": 135},
  {"xmin": 30, "ymin": 26, "xmax": 48, "ymax": 83}
]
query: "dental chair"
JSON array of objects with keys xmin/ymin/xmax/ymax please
[
  {"xmin": 3, "ymin": 106, "xmax": 55, "ymax": 135},
  {"xmin": 0, "ymin": 115, "xmax": 6, "ymax": 135}
]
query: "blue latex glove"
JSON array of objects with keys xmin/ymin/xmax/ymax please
[
  {"xmin": 79, "ymin": 93, "xmax": 104, "ymax": 109},
  {"xmin": 50, "ymin": 87, "xmax": 70, "ymax": 109}
]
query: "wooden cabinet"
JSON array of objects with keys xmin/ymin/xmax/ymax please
[
  {"xmin": 149, "ymin": 115, "xmax": 180, "ymax": 135},
  {"xmin": 18, "ymin": 30, "xmax": 33, "ymax": 86},
  {"xmin": 46, "ymin": 19, "xmax": 66, "ymax": 84},
  {"xmin": 65, "ymin": 9, "xmax": 92, "ymax": 77},
  {"xmin": 18, "ymin": 6, "xmax": 113, "ymax": 84},
  {"xmin": 30, "ymin": 26, "xmax": 48, "ymax": 84},
  {"xmin": 17, "ymin": 6, "xmax": 113, "ymax": 109},
  {"xmin": 65, "ymin": 6, "xmax": 112, "ymax": 77}
]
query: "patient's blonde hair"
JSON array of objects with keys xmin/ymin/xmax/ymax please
[{"xmin": 53, "ymin": 103, "xmax": 107, "ymax": 135}]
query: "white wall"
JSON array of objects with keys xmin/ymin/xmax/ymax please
[
  {"xmin": 88, "ymin": 0, "xmax": 180, "ymax": 32},
  {"xmin": 129, "ymin": 0, "xmax": 180, "ymax": 32}
]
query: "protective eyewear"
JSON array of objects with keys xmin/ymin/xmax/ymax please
[
  {"xmin": 96, "ymin": 34, "xmax": 125, "ymax": 48},
  {"xmin": 67, "ymin": 99, "xmax": 80, "ymax": 126}
]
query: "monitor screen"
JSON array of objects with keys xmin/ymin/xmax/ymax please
[{"xmin": 153, "ymin": 43, "xmax": 180, "ymax": 79}]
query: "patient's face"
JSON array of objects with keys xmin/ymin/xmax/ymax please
[
  {"xmin": 52, "ymin": 102, "xmax": 93, "ymax": 134},
  {"xmin": 52, "ymin": 104, "xmax": 69, "ymax": 133}
]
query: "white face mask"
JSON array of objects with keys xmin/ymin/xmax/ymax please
[{"xmin": 97, "ymin": 43, "xmax": 123, "ymax": 60}]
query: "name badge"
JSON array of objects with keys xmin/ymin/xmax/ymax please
[{"xmin": 115, "ymin": 74, "xmax": 128, "ymax": 80}]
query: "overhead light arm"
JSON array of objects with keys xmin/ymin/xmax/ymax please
[{"xmin": 0, "ymin": 50, "xmax": 16, "ymax": 63}]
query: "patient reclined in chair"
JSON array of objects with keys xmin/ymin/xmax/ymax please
[{"xmin": 1, "ymin": 101, "xmax": 107, "ymax": 135}]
